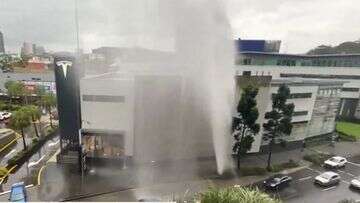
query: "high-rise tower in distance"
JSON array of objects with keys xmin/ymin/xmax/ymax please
[{"xmin": 0, "ymin": 31, "xmax": 5, "ymax": 53}]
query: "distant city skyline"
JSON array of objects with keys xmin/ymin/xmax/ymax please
[{"xmin": 0, "ymin": 0, "xmax": 359, "ymax": 54}]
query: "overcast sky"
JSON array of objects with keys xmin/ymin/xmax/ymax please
[{"xmin": 0, "ymin": 0, "xmax": 359, "ymax": 54}]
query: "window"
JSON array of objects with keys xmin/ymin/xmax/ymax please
[
  {"xmin": 272, "ymin": 93, "xmax": 312, "ymax": 99},
  {"xmin": 341, "ymin": 87, "xmax": 359, "ymax": 92},
  {"xmin": 293, "ymin": 111, "xmax": 308, "ymax": 116},
  {"xmin": 82, "ymin": 95, "xmax": 125, "ymax": 103}
]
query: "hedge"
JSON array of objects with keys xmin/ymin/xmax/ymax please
[
  {"xmin": 338, "ymin": 132, "xmax": 357, "ymax": 142},
  {"xmin": 269, "ymin": 159, "xmax": 300, "ymax": 173},
  {"xmin": 303, "ymin": 152, "xmax": 332, "ymax": 166},
  {"xmin": 239, "ymin": 160, "xmax": 300, "ymax": 176}
]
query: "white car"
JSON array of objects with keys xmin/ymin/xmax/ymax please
[
  {"xmin": 314, "ymin": 171, "xmax": 341, "ymax": 186},
  {"xmin": 351, "ymin": 177, "xmax": 360, "ymax": 189},
  {"xmin": 324, "ymin": 156, "xmax": 347, "ymax": 168},
  {"xmin": 2, "ymin": 112, "xmax": 11, "ymax": 119}
]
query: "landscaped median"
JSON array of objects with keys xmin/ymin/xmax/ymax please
[
  {"xmin": 6, "ymin": 127, "xmax": 58, "ymax": 171},
  {"xmin": 239, "ymin": 159, "xmax": 300, "ymax": 176},
  {"xmin": 336, "ymin": 121, "xmax": 360, "ymax": 141},
  {"xmin": 303, "ymin": 151, "xmax": 333, "ymax": 166}
]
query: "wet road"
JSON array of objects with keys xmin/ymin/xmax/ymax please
[
  {"xmin": 253, "ymin": 156, "xmax": 360, "ymax": 203},
  {"xmin": 0, "ymin": 134, "xmax": 59, "ymax": 191}
]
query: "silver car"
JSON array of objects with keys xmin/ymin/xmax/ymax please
[
  {"xmin": 350, "ymin": 177, "xmax": 360, "ymax": 189},
  {"xmin": 314, "ymin": 171, "xmax": 340, "ymax": 186}
]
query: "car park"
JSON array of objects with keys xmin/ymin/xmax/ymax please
[
  {"xmin": 314, "ymin": 171, "xmax": 340, "ymax": 186},
  {"xmin": 263, "ymin": 174, "xmax": 292, "ymax": 190},
  {"xmin": 324, "ymin": 156, "xmax": 347, "ymax": 168},
  {"xmin": 9, "ymin": 182, "xmax": 27, "ymax": 202}
]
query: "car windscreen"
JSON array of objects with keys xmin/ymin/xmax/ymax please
[{"xmin": 329, "ymin": 158, "xmax": 340, "ymax": 163}]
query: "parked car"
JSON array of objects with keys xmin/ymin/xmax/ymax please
[
  {"xmin": 2, "ymin": 112, "xmax": 12, "ymax": 120},
  {"xmin": 314, "ymin": 171, "xmax": 340, "ymax": 186},
  {"xmin": 263, "ymin": 174, "xmax": 292, "ymax": 189},
  {"xmin": 324, "ymin": 156, "xmax": 347, "ymax": 168},
  {"xmin": 9, "ymin": 182, "xmax": 27, "ymax": 202},
  {"xmin": 350, "ymin": 177, "xmax": 360, "ymax": 189}
]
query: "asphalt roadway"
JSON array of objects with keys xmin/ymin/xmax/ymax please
[{"xmin": 253, "ymin": 155, "xmax": 360, "ymax": 203}]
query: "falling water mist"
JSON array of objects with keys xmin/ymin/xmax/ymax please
[{"xmin": 83, "ymin": 0, "xmax": 236, "ymax": 175}]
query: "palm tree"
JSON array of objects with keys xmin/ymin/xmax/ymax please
[
  {"xmin": 4, "ymin": 81, "xmax": 15, "ymax": 105},
  {"xmin": 23, "ymin": 105, "xmax": 41, "ymax": 138},
  {"xmin": 35, "ymin": 85, "xmax": 46, "ymax": 109},
  {"xmin": 5, "ymin": 81, "xmax": 25, "ymax": 105},
  {"xmin": 42, "ymin": 93, "xmax": 56, "ymax": 128},
  {"xmin": 10, "ymin": 109, "xmax": 31, "ymax": 150}
]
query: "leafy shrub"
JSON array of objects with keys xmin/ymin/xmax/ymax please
[
  {"xmin": 240, "ymin": 167, "xmax": 267, "ymax": 176},
  {"xmin": 0, "ymin": 167, "xmax": 9, "ymax": 177},
  {"xmin": 199, "ymin": 187, "xmax": 281, "ymax": 203},
  {"xmin": 269, "ymin": 160, "xmax": 299, "ymax": 172},
  {"xmin": 32, "ymin": 137, "xmax": 39, "ymax": 143},
  {"xmin": 338, "ymin": 132, "xmax": 357, "ymax": 142},
  {"xmin": 303, "ymin": 153, "xmax": 332, "ymax": 165}
]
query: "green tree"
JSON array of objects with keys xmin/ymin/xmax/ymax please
[
  {"xmin": 199, "ymin": 186, "xmax": 281, "ymax": 203},
  {"xmin": 35, "ymin": 85, "xmax": 46, "ymax": 103},
  {"xmin": 232, "ymin": 85, "xmax": 260, "ymax": 169},
  {"xmin": 263, "ymin": 84, "xmax": 294, "ymax": 171},
  {"xmin": 43, "ymin": 93, "xmax": 56, "ymax": 128},
  {"xmin": 4, "ymin": 80, "xmax": 15, "ymax": 105},
  {"xmin": 23, "ymin": 105, "xmax": 41, "ymax": 138},
  {"xmin": 10, "ymin": 109, "xmax": 31, "ymax": 150},
  {"xmin": 5, "ymin": 81, "xmax": 25, "ymax": 105}
]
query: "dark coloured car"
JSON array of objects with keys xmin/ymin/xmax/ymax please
[{"xmin": 263, "ymin": 174, "xmax": 292, "ymax": 190}]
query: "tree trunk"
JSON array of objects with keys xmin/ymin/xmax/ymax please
[
  {"xmin": 48, "ymin": 107, "xmax": 53, "ymax": 128},
  {"xmin": 237, "ymin": 150, "xmax": 241, "ymax": 169},
  {"xmin": 237, "ymin": 125, "xmax": 246, "ymax": 170},
  {"xmin": 267, "ymin": 139, "xmax": 274, "ymax": 171},
  {"xmin": 32, "ymin": 116, "xmax": 39, "ymax": 138},
  {"xmin": 21, "ymin": 128, "xmax": 27, "ymax": 150}
]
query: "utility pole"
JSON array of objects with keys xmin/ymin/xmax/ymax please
[{"xmin": 74, "ymin": 0, "xmax": 80, "ymax": 55}]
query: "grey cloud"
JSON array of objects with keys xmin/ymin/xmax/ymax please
[{"xmin": 0, "ymin": 0, "xmax": 359, "ymax": 53}]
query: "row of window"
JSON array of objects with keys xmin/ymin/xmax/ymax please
[
  {"xmin": 293, "ymin": 111, "xmax": 308, "ymax": 116},
  {"xmin": 240, "ymin": 57, "xmax": 360, "ymax": 67},
  {"xmin": 82, "ymin": 95, "xmax": 125, "ymax": 103},
  {"xmin": 272, "ymin": 93, "xmax": 312, "ymax": 99},
  {"xmin": 341, "ymin": 87, "xmax": 360, "ymax": 92}
]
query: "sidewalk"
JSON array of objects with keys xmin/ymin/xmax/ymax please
[{"xmin": 14, "ymin": 141, "xmax": 360, "ymax": 201}]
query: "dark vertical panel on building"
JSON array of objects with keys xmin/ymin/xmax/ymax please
[{"xmin": 54, "ymin": 56, "xmax": 82, "ymax": 151}]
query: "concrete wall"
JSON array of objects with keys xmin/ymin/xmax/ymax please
[{"xmin": 80, "ymin": 76, "xmax": 135, "ymax": 156}]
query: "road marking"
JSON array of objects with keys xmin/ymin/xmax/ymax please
[
  {"xmin": 4, "ymin": 149, "xmax": 16, "ymax": 158},
  {"xmin": 347, "ymin": 173, "xmax": 356, "ymax": 177},
  {"xmin": 297, "ymin": 176, "xmax": 312, "ymax": 182},
  {"xmin": 322, "ymin": 186, "xmax": 337, "ymax": 191},
  {"xmin": 348, "ymin": 162, "xmax": 360, "ymax": 167},
  {"xmin": 28, "ymin": 155, "xmax": 46, "ymax": 168},
  {"xmin": 37, "ymin": 165, "xmax": 46, "ymax": 185},
  {"xmin": 336, "ymin": 169, "xmax": 356, "ymax": 177},
  {"xmin": 342, "ymin": 180, "xmax": 350, "ymax": 184},
  {"xmin": 0, "ymin": 135, "xmax": 20, "ymax": 153},
  {"xmin": 305, "ymin": 167, "xmax": 321, "ymax": 174}
]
